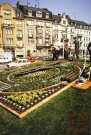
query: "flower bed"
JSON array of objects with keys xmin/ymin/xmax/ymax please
[
  {"xmin": 0, "ymin": 83, "xmax": 66, "ymax": 115},
  {"xmin": 2, "ymin": 63, "xmax": 79, "ymax": 92}
]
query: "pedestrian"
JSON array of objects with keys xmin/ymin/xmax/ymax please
[
  {"xmin": 87, "ymin": 42, "xmax": 91, "ymax": 63},
  {"xmin": 64, "ymin": 41, "xmax": 69, "ymax": 59},
  {"xmin": 51, "ymin": 45, "xmax": 57, "ymax": 60},
  {"xmin": 73, "ymin": 37, "xmax": 80, "ymax": 59}
]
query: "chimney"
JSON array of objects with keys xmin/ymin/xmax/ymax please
[
  {"xmin": 35, "ymin": 4, "xmax": 37, "ymax": 8},
  {"xmin": 58, "ymin": 13, "xmax": 61, "ymax": 16},
  {"xmin": 28, "ymin": 3, "xmax": 30, "ymax": 7},
  {"xmin": 17, "ymin": 1, "xmax": 22, "ymax": 8}
]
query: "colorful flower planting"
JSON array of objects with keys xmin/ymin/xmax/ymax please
[{"xmin": 0, "ymin": 61, "xmax": 81, "ymax": 117}]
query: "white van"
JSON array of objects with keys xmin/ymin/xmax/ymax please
[{"xmin": 0, "ymin": 57, "xmax": 12, "ymax": 63}]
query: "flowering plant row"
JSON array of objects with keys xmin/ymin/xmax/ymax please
[{"xmin": 7, "ymin": 91, "xmax": 47, "ymax": 106}]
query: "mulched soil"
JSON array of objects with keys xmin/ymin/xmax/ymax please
[{"xmin": 0, "ymin": 82, "xmax": 5, "ymax": 88}]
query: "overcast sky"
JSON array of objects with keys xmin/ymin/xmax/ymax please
[{"xmin": 0, "ymin": 0, "xmax": 91, "ymax": 24}]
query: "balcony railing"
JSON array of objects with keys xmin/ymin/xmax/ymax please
[
  {"xmin": 3, "ymin": 44, "xmax": 17, "ymax": 48},
  {"xmin": 28, "ymin": 34, "xmax": 34, "ymax": 38},
  {"xmin": 2, "ymin": 23, "xmax": 15, "ymax": 28},
  {"xmin": 45, "ymin": 35, "xmax": 50, "ymax": 38},
  {"xmin": 36, "ymin": 44, "xmax": 51, "ymax": 49},
  {"xmin": 77, "ymin": 34, "xmax": 83, "ymax": 37},
  {"xmin": 17, "ymin": 35, "xmax": 23, "ymax": 38}
]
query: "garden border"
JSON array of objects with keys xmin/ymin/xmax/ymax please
[{"xmin": 0, "ymin": 80, "xmax": 77, "ymax": 118}]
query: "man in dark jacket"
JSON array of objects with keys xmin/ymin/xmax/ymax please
[{"xmin": 73, "ymin": 37, "xmax": 80, "ymax": 59}]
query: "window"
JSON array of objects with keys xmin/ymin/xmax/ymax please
[
  {"xmin": 43, "ymin": 49, "xmax": 46, "ymax": 53},
  {"xmin": 46, "ymin": 13, "xmax": 49, "ymax": 19},
  {"xmin": 89, "ymin": 37, "xmax": 90, "ymax": 41},
  {"xmin": 38, "ymin": 50, "xmax": 41, "ymax": 53},
  {"xmin": 28, "ymin": 10, "xmax": 32, "ymax": 17},
  {"xmin": 27, "ymin": 29, "xmax": 34, "ymax": 37},
  {"xmin": 6, "ymin": 38, "xmax": 13, "ymax": 44},
  {"xmin": 4, "ymin": 19, "xmax": 11, "ymax": 24},
  {"xmin": 6, "ymin": 28, "xmax": 12, "ymax": 34},
  {"xmin": 17, "ymin": 39, "xmax": 22, "ymax": 46},
  {"xmin": 63, "ymin": 20, "xmax": 66, "ymax": 25},
  {"xmin": 36, "ymin": 11, "xmax": 42, "ymax": 18},
  {"xmin": 33, "ymin": 49, "xmax": 36, "ymax": 53},
  {"xmin": 39, "ymin": 29, "xmax": 42, "ymax": 34},
  {"xmin": 36, "ymin": 21, "xmax": 43, "ymax": 27},
  {"xmin": 39, "ymin": 39, "xmax": 42, "ymax": 44},
  {"xmin": 17, "ymin": 12, "xmax": 20, "ymax": 17},
  {"xmin": 28, "ymin": 39, "xmax": 34, "ymax": 44},
  {"xmin": 17, "ymin": 30, "xmax": 22, "ymax": 37},
  {"xmin": 17, "ymin": 21, "xmax": 22, "ymax": 26},
  {"xmin": 4, "ymin": 10, "xmax": 11, "ymax": 15},
  {"xmin": 45, "ymin": 22, "xmax": 50, "ymax": 27},
  {"xmin": 27, "ymin": 20, "xmax": 34, "ymax": 26}
]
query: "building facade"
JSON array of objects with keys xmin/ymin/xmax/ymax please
[
  {"xmin": 0, "ymin": 3, "xmax": 25, "ymax": 58},
  {"xmin": 53, "ymin": 13, "xmax": 91, "ymax": 56},
  {"xmin": 17, "ymin": 1, "xmax": 52, "ymax": 57},
  {"xmin": 0, "ymin": 1, "xmax": 91, "ymax": 58}
]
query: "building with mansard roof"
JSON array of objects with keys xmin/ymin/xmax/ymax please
[{"xmin": 0, "ymin": 1, "xmax": 91, "ymax": 58}]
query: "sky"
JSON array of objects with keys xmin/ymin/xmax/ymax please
[{"xmin": 0, "ymin": 0, "xmax": 91, "ymax": 24}]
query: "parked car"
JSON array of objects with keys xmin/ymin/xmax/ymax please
[
  {"xmin": 0, "ymin": 57, "xmax": 12, "ymax": 63},
  {"xmin": 7, "ymin": 58, "xmax": 31, "ymax": 68},
  {"xmin": 25, "ymin": 56, "xmax": 35, "ymax": 63},
  {"xmin": 36, "ymin": 57, "xmax": 44, "ymax": 60}
]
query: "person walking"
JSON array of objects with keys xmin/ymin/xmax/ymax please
[
  {"xmin": 64, "ymin": 41, "xmax": 69, "ymax": 59},
  {"xmin": 51, "ymin": 45, "xmax": 57, "ymax": 60},
  {"xmin": 73, "ymin": 37, "xmax": 80, "ymax": 59}
]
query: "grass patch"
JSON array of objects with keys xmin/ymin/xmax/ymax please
[{"xmin": 0, "ymin": 87, "xmax": 91, "ymax": 135}]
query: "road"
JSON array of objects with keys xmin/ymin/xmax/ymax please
[{"xmin": 0, "ymin": 63, "xmax": 9, "ymax": 70}]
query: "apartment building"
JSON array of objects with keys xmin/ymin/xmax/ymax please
[
  {"xmin": 17, "ymin": 1, "xmax": 52, "ymax": 57},
  {"xmin": 0, "ymin": 2, "xmax": 91, "ymax": 58},
  {"xmin": 0, "ymin": 3, "xmax": 25, "ymax": 58},
  {"xmin": 53, "ymin": 13, "xmax": 91, "ymax": 56}
]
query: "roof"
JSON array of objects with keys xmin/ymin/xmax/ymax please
[
  {"xmin": 52, "ymin": 14, "xmax": 61, "ymax": 23},
  {"xmin": 14, "ymin": 7, "xmax": 24, "ymax": 18},
  {"xmin": 21, "ymin": 5, "xmax": 52, "ymax": 14},
  {"xmin": 72, "ymin": 19, "xmax": 89, "ymax": 26}
]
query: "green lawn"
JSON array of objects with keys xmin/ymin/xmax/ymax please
[{"xmin": 0, "ymin": 87, "xmax": 91, "ymax": 135}]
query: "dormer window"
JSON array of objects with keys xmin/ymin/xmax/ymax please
[
  {"xmin": 28, "ymin": 10, "xmax": 32, "ymax": 17},
  {"xmin": 36, "ymin": 11, "xmax": 42, "ymax": 18},
  {"xmin": 63, "ymin": 20, "xmax": 66, "ymax": 25},
  {"xmin": 17, "ymin": 12, "xmax": 20, "ymax": 17},
  {"xmin": 46, "ymin": 13, "xmax": 49, "ymax": 19}
]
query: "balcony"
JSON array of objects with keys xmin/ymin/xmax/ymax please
[
  {"xmin": 77, "ymin": 34, "xmax": 83, "ymax": 37},
  {"xmin": 17, "ymin": 35, "xmax": 23, "ymax": 39},
  {"xmin": 36, "ymin": 44, "xmax": 51, "ymax": 49},
  {"xmin": 28, "ymin": 34, "xmax": 34, "ymax": 38},
  {"xmin": 36, "ymin": 34, "xmax": 43, "ymax": 38},
  {"xmin": 36, "ymin": 25, "xmax": 43, "ymax": 28},
  {"xmin": 17, "ymin": 44, "xmax": 24, "ymax": 48},
  {"xmin": 70, "ymin": 31, "xmax": 74, "ymax": 35},
  {"xmin": 45, "ymin": 35, "xmax": 50, "ymax": 39},
  {"xmin": 2, "ymin": 23, "xmax": 15, "ymax": 28},
  {"xmin": 3, "ymin": 44, "xmax": 17, "ymax": 49}
]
